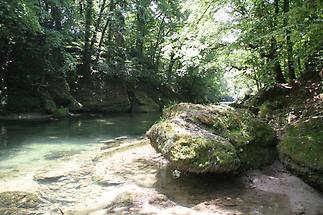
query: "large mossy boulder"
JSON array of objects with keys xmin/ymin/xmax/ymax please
[
  {"xmin": 279, "ymin": 117, "xmax": 323, "ymax": 191},
  {"xmin": 146, "ymin": 103, "xmax": 276, "ymax": 173},
  {"xmin": 0, "ymin": 191, "xmax": 40, "ymax": 214}
]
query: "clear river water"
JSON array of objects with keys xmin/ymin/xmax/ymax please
[
  {"xmin": 0, "ymin": 113, "xmax": 159, "ymax": 173},
  {"xmin": 0, "ymin": 113, "xmax": 322, "ymax": 215}
]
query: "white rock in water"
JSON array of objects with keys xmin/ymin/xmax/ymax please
[
  {"xmin": 34, "ymin": 171, "xmax": 66, "ymax": 182},
  {"xmin": 115, "ymin": 136, "xmax": 128, "ymax": 140},
  {"xmin": 99, "ymin": 139, "xmax": 116, "ymax": 144}
]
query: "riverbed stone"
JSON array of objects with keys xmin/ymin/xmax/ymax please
[
  {"xmin": 34, "ymin": 170, "xmax": 67, "ymax": 182},
  {"xmin": 279, "ymin": 116, "xmax": 323, "ymax": 191},
  {"xmin": 105, "ymin": 191, "xmax": 174, "ymax": 214},
  {"xmin": 44, "ymin": 150, "xmax": 81, "ymax": 160},
  {"xmin": 146, "ymin": 103, "xmax": 276, "ymax": 173},
  {"xmin": 0, "ymin": 191, "xmax": 40, "ymax": 214}
]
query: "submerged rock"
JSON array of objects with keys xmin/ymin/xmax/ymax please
[
  {"xmin": 146, "ymin": 103, "xmax": 276, "ymax": 173},
  {"xmin": 44, "ymin": 150, "xmax": 81, "ymax": 160},
  {"xmin": 34, "ymin": 170, "xmax": 67, "ymax": 182},
  {"xmin": 105, "ymin": 191, "xmax": 175, "ymax": 214},
  {"xmin": 279, "ymin": 117, "xmax": 323, "ymax": 191},
  {"xmin": 0, "ymin": 191, "xmax": 40, "ymax": 214}
]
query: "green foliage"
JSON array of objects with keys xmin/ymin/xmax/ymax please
[
  {"xmin": 53, "ymin": 107, "xmax": 69, "ymax": 118},
  {"xmin": 0, "ymin": 0, "xmax": 321, "ymax": 113}
]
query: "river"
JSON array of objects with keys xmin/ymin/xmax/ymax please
[{"xmin": 0, "ymin": 113, "xmax": 322, "ymax": 215}]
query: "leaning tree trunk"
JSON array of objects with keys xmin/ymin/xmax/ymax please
[{"xmin": 95, "ymin": 0, "xmax": 115, "ymax": 63}]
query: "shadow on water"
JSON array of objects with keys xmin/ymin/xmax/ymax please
[{"xmin": 154, "ymin": 166, "xmax": 292, "ymax": 215}]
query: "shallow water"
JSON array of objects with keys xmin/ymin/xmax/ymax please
[
  {"xmin": 0, "ymin": 113, "xmax": 322, "ymax": 215},
  {"xmin": 0, "ymin": 113, "xmax": 159, "ymax": 178}
]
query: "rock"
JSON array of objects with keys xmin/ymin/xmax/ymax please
[
  {"xmin": 75, "ymin": 79, "xmax": 131, "ymax": 112},
  {"xmin": 48, "ymin": 76, "xmax": 82, "ymax": 111},
  {"xmin": 44, "ymin": 150, "xmax": 81, "ymax": 160},
  {"xmin": 147, "ymin": 120, "xmax": 240, "ymax": 173},
  {"xmin": 53, "ymin": 107, "xmax": 69, "ymax": 118},
  {"xmin": 279, "ymin": 117, "xmax": 323, "ymax": 191},
  {"xmin": 34, "ymin": 170, "xmax": 67, "ymax": 182},
  {"xmin": 146, "ymin": 103, "xmax": 276, "ymax": 173},
  {"xmin": 243, "ymin": 84, "xmax": 294, "ymax": 108},
  {"xmin": 0, "ymin": 208, "xmax": 29, "ymax": 215},
  {"xmin": 105, "ymin": 191, "xmax": 174, "ymax": 214},
  {"xmin": 92, "ymin": 176, "xmax": 124, "ymax": 187},
  {"xmin": 100, "ymin": 139, "xmax": 116, "ymax": 144},
  {"xmin": 0, "ymin": 191, "xmax": 40, "ymax": 212},
  {"xmin": 100, "ymin": 146, "xmax": 110, "ymax": 150},
  {"xmin": 131, "ymin": 90, "xmax": 160, "ymax": 112},
  {"xmin": 115, "ymin": 136, "xmax": 128, "ymax": 141},
  {"xmin": 39, "ymin": 90, "xmax": 57, "ymax": 113}
]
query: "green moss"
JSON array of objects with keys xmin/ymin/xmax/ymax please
[
  {"xmin": 39, "ymin": 90, "xmax": 57, "ymax": 113},
  {"xmin": 53, "ymin": 107, "xmax": 69, "ymax": 118},
  {"xmin": 259, "ymin": 102, "xmax": 271, "ymax": 119},
  {"xmin": 210, "ymin": 108, "xmax": 275, "ymax": 148},
  {"xmin": 238, "ymin": 145, "xmax": 277, "ymax": 169},
  {"xmin": 279, "ymin": 118, "xmax": 323, "ymax": 171},
  {"xmin": 0, "ymin": 208, "xmax": 28, "ymax": 215},
  {"xmin": 147, "ymin": 120, "xmax": 240, "ymax": 173},
  {"xmin": 169, "ymin": 135, "xmax": 240, "ymax": 173},
  {"xmin": 0, "ymin": 191, "xmax": 40, "ymax": 209},
  {"xmin": 148, "ymin": 103, "xmax": 276, "ymax": 173}
]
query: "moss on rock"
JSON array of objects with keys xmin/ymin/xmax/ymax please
[
  {"xmin": 53, "ymin": 107, "xmax": 69, "ymax": 118},
  {"xmin": 279, "ymin": 117, "xmax": 323, "ymax": 190},
  {"xmin": 147, "ymin": 103, "xmax": 276, "ymax": 173},
  {"xmin": 0, "ymin": 191, "xmax": 40, "ymax": 209},
  {"xmin": 147, "ymin": 121, "xmax": 240, "ymax": 173},
  {"xmin": 39, "ymin": 90, "xmax": 57, "ymax": 113},
  {"xmin": 131, "ymin": 90, "xmax": 160, "ymax": 112}
]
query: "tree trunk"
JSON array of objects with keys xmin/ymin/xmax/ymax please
[
  {"xmin": 283, "ymin": 0, "xmax": 296, "ymax": 81},
  {"xmin": 152, "ymin": 17, "xmax": 165, "ymax": 63},
  {"xmin": 81, "ymin": 0, "xmax": 94, "ymax": 79},
  {"xmin": 167, "ymin": 51, "xmax": 176, "ymax": 81},
  {"xmin": 135, "ymin": 0, "xmax": 150, "ymax": 63},
  {"xmin": 272, "ymin": 0, "xmax": 286, "ymax": 83},
  {"xmin": 89, "ymin": 0, "xmax": 108, "ymax": 52},
  {"xmin": 79, "ymin": 0, "xmax": 84, "ymax": 16},
  {"xmin": 94, "ymin": 0, "xmax": 118, "ymax": 63}
]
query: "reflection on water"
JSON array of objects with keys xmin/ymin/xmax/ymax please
[{"xmin": 0, "ymin": 113, "xmax": 159, "ymax": 171}]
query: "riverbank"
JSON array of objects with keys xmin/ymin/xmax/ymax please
[{"xmin": 1, "ymin": 138, "xmax": 322, "ymax": 214}]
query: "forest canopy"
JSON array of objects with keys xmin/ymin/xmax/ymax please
[{"xmin": 0, "ymin": 0, "xmax": 322, "ymax": 112}]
